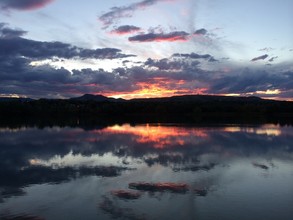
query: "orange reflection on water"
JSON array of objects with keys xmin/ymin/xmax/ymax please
[
  {"xmin": 223, "ymin": 124, "xmax": 281, "ymax": 136},
  {"xmin": 105, "ymin": 124, "xmax": 208, "ymax": 148}
]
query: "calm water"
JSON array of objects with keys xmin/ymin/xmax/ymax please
[{"xmin": 0, "ymin": 123, "xmax": 292, "ymax": 220}]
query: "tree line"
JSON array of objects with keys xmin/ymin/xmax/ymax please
[{"xmin": 0, "ymin": 97, "xmax": 293, "ymax": 125}]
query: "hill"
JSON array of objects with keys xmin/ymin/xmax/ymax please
[
  {"xmin": 70, "ymin": 94, "xmax": 115, "ymax": 102},
  {"xmin": 129, "ymin": 95, "xmax": 263, "ymax": 103},
  {"xmin": 0, "ymin": 97, "xmax": 34, "ymax": 102},
  {"xmin": 0, "ymin": 94, "xmax": 292, "ymax": 125}
]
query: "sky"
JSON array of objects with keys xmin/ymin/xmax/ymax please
[{"xmin": 0, "ymin": 0, "xmax": 292, "ymax": 100}]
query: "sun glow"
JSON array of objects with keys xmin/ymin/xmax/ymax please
[
  {"xmin": 108, "ymin": 89, "xmax": 206, "ymax": 99},
  {"xmin": 109, "ymin": 88, "xmax": 176, "ymax": 99},
  {"xmin": 108, "ymin": 79, "xmax": 208, "ymax": 99},
  {"xmin": 0, "ymin": 93, "xmax": 21, "ymax": 98},
  {"xmin": 255, "ymin": 89, "xmax": 281, "ymax": 95}
]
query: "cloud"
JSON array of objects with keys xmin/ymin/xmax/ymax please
[
  {"xmin": 1, "ymin": 51, "xmax": 291, "ymax": 100},
  {"xmin": 194, "ymin": 28, "xmax": 207, "ymax": 36},
  {"xmin": 208, "ymin": 68, "xmax": 293, "ymax": 98},
  {"xmin": 0, "ymin": 25, "xmax": 134, "ymax": 60},
  {"xmin": 268, "ymin": 56, "xmax": 278, "ymax": 62},
  {"xmin": 128, "ymin": 31, "xmax": 190, "ymax": 42},
  {"xmin": 110, "ymin": 25, "xmax": 141, "ymax": 35},
  {"xmin": 128, "ymin": 29, "xmax": 211, "ymax": 43},
  {"xmin": 172, "ymin": 53, "xmax": 218, "ymax": 62},
  {"xmin": 0, "ymin": 0, "xmax": 54, "ymax": 11},
  {"xmin": 2, "ymin": 47, "xmax": 291, "ymax": 100},
  {"xmin": 0, "ymin": 23, "xmax": 27, "ymax": 38},
  {"xmin": 0, "ymin": 37, "xmax": 134, "ymax": 60},
  {"xmin": 251, "ymin": 54, "xmax": 269, "ymax": 62},
  {"xmin": 145, "ymin": 58, "xmax": 190, "ymax": 70},
  {"xmin": 258, "ymin": 47, "xmax": 274, "ymax": 52},
  {"xmin": 0, "ymin": 53, "xmax": 209, "ymax": 98},
  {"xmin": 79, "ymin": 48, "xmax": 135, "ymax": 60},
  {"xmin": 0, "ymin": 25, "xmax": 291, "ymax": 100},
  {"xmin": 99, "ymin": 0, "xmax": 175, "ymax": 28}
]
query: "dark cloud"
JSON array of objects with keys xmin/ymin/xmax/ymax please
[
  {"xmin": 0, "ymin": 47, "xmax": 290, "ymax": 99},
  {"xmin": 208, "ymin": 57, "xmax": 218, "ymax": 62},
  {"xmin": 99, "ymin": 0, "xmax": 174, "ymax": 28},
  {"xmin": 0, "ymin": 23, "xmax": 290, "ymax": 100},
  {"xmin": 0, "ymin": 60, "xmax": 132, "ymax": 98},
  {"xmin": 3, "ymin": 47, "xmax": 291, "ymax": 99},
  {"xmin": 251, "ymin": 54, "xmax": 269, "ymax": 62},
  {"xmin": 194, "ymin": 28, "xmax": 207, "ymax": 35},
  {"xmin": 111, "ymin": 25, "xmax": 141, "ymax": 35},
  {"xmin": 128, "ymin": 31, "xmax": 189, "ymax": 42},
  {"xmin": 258, "ymin": 47, "xmax": 274, "ymax": 52},
  {"xmin": 172, "ymin": 52, "xmax": 218, "ymax": 62},
  {"xmin": 0, "ymin": 23, "xmax": 27, "ymax": 38},
  {"xmin": 122, "ymin": 60, "xmax": 131, "ymax": 65},
  {"xmin": 208, "ymin": 68, "xmax": 293, "ymax": 98},
  {"xmin": 79, "ymin": 48, "xmax": 135, "ymax": 60},
  {"xmin": 0, "ymin": 53, "xmax": 208, "ymax": 98},
  {"xmin": 145, "ymin": 58, "xmax": 187, "ymax": 70},
  {"xmin": 268, "ymin": 56, "xmax": 278, "ymax": 62},
  {"xmin": 129, "ymin": 58, "xmax": 206, "ymax": 82},
  {"xmin": 0, "ymin": 38, "xmax": 133, "ymax": 60},
  {"xmin": 0, "ymin": 25, "xmax": 139, "ymax": 98},
  {"xmin": 0, "ymin": 25, "xmax": 134, "ymax": 60},
  {"xmin": 0, "ymin": 0, "xmax": 54, "ymax": 11}
]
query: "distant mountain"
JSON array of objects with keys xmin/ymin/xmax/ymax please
[
  {"xmin": 1, "ymin": 94, "xmax": 292, "ymax": 123},
  {"xmin": 70, "ymin": 94, "xmax": 110, "ymax": 101},
  {"xmin": 0, "ymin": 97, "xmax": 34, "ymax": 102},
  {"xmin": 0, "ymin": 94, "xmax": 268, "ymax": 103},
  {"xmin": 69, "ymin": 94, "xmax": 267, "ymax": 103},
  {"xmin": 70, "ymin": 94, "xmax": 124, "ymax": 102}
]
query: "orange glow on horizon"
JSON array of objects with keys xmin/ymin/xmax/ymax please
[
  {"xmin": 99, "ymin": 90, "xmax": 291, "ymax": 101},
  {"xmin": 106, "ymin": 89, "xmax": 207, "ymax": 99},
  {"xmin": 89, "ymin": 78, "xmax": 289, "ymax": 101},
  {"xmin": 104, "ymin": 79, "xmax": 208, "ymax": 99}
]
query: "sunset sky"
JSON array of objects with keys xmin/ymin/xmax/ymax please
[{"xmin": 0, "ymin": 0, "xmax": 292, "ymax": 100}]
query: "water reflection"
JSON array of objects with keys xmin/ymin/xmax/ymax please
[
  {"xmin": 223, "ymin": 124, "xmax": 283, "ymax": 136},
  {"xmin": 106, "ymin": 124, "xmax": 208, "ymax": 148},
  {"xmin": 0, "ymin": 124, "xmax": 292, "ymax": 220}
]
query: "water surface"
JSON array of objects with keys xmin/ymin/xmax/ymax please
[{"xmin": 0, "ymin": 123, "xmax": 292, "ymax": 220}]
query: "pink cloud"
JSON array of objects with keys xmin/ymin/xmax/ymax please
[
  {"xmin": 251, "ymin": 54, "xmax": 269, "ymax": 62},
  {"xmin": 99, "ymin": 0, "xmax": 176, "ymax": 28},
  {"xmin": 0, "ymin": 0, "xmax": 54, "ymax": 11},
  {"xmin": 110, "ymin": 25, "xmax": 141, "ymax": 35},
  {"xmin": 129, "ymin": 31, "xmax": 190, "ymax": 42}
]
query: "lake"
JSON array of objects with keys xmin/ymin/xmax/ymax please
[{"xmin": 0, "ymin": 123, "xmax": 292, "ymax": 220}]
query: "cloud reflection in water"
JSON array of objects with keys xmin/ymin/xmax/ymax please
[{"xmin": 0, "ymin": 123, "xmax": 292, "ymax": 220}]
